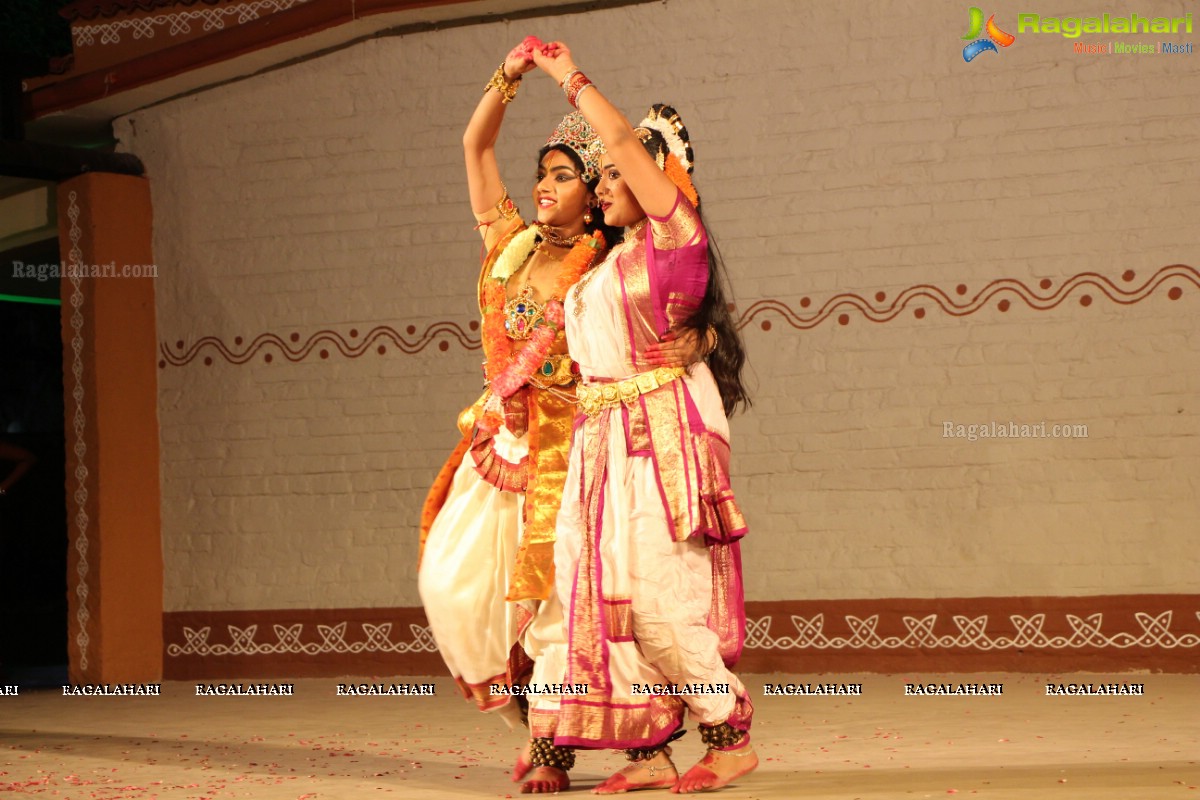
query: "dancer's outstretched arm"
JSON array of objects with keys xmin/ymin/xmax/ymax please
[{"xmin": 464, "ymin": 44, "xmax": 537, "ymax": 249}]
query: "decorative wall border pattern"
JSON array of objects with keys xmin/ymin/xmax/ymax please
[
  {"xmin": 65, "ymin": 190, "xmax": 92, "ymax": 673},
  {"xmin": 163, "ymin": 598, "xmax": 1200, "ymax": 678},
  {"xmin": 64, "ymin": 0, "xmax": 227, "ymax": 22},
  {"xmin": 158, "ymin": 264, "xmax": 1196, "ymax": 368},
  {"xmin": 73, "ymin": 0, "xmax": 315, "ymax": 46},
  {"xmin": 159, "ymin": 321, "xmax": 480, "ymax": 367},
  {"xmin": 166, "ymin": 611, "xmax": 1200, "ymax": 658},
  {"xmin": 743, "ymin": 611, "xmax": 1200, "ymax": 651},
  {"xmin": 737, "ymin": 263, "xmax": 1198, "ymax": 332},
  {"xmin": 163, "ymin": 607, "xmax": 444, "ymax": 679},
  {"xmin": 167, "ymin": 621, "xmax": 438, "ymax": 657}
]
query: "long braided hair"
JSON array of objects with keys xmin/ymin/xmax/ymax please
[{"xmin": 635, "ymin": 110, "xmax": 751, "ymax": 416}]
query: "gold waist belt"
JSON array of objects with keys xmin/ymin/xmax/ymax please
[{"xmin": 577, "ymin": 366, "xmax": 687, "ymax": 418}]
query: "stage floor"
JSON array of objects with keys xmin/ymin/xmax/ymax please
[{"xmin": 2, "ymin": 673, "xmax": 1197, "ymax": 798}]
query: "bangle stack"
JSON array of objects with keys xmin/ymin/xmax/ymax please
[
  {"xmin": 484, "ymin": 63, "xmax": 521, "ymax": 104},
  {"xmin": 560, "ymin": 69, "xmax": 594, "ymax": 108}
]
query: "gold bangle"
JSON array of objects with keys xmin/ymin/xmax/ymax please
[{"xmin": 484, "ymin": 62, "xmax": 521, "ymax": 104}]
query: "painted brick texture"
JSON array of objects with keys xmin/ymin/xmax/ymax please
[{"xmin": 116, "ymin": 0, "xmax": 1200, "ymax": 612}]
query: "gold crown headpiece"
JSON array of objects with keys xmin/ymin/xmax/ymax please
[
  {"xmin": 545, "ymin": 111, "xmax": 604, "ymax": 183},
  {"xmin": 634, "ymin": 104, "xmax": 699, "ymax": 207}
]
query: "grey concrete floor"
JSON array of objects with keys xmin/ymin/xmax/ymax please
[{"xmin": 2, "ymin": 673, "xmax": 1197, "ymax": 799}]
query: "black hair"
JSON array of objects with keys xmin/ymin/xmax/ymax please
[
  {"xmin": 636, "ymin": 127, "xmax": 752, "ymax": 416},
  {"xmin": 690, "ymin": 228, "xmax": 752, "ymax": 416},
  {"xmin": 536, "ymin": 144, "xmax": 622, "ymax": 247}
]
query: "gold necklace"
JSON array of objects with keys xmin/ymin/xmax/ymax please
[{"xmin": 537, "ymin": 223, "xmax": 587, "ymax": 249}]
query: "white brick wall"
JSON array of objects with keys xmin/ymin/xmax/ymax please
[{"xmin": 118, "ymin": 0, "xmax": 1200, "ymax": 612}]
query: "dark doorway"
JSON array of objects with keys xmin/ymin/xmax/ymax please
[{"xmin": 0, "ymin": 233, "xmax": 69, "ymax": 688}]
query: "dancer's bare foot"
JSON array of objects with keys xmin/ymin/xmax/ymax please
[
  {"xmin": 671, "ymin": 738, "xmax": 757, "ymax": 793},
  {"xmin": 522, "ymin": 766, "xmax": 570, "ymax": 793},
  {"xmin": 593, "ymin": 749, "xmax": 677, "ymax": 794},
  {"xmin": 512, "ymin": 739, "xmax": 533, "ymax": 781}
]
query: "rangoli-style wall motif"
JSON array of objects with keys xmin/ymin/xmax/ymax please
[
  {"xmin": 158, "ymin": 264, "xmax": 1197, "ymax": 368},
  {"xmin": 164, "ymin": 610, "xmax": 1200, "ymax": 659},
  {"xmin": 73, "ymin": 0, "xmax": 315, "ymax": 46}
]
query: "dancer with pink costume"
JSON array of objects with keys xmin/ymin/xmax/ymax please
[
  {"xmin": 418, "ymin": 36, "xmax": 706, "ymax": 795},
  {"xmin": 522, "ymin": 40, "xmax": 758, "ymax": 795}
]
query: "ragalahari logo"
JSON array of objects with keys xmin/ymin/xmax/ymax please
[{"xmin": 962, "ymin": 7, "xmax": 1016, "ymax": 61}]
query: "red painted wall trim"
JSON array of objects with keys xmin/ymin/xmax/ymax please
[
  {"xmin": 164, "ymin": 594, "xmax": 1200, "ymax": 679},
  {"xmin": 62, "ymin": 0, "xmax": 224, "ymax": 23},
  {"xmin": 31, "ymin": 0, "xmax": 474, "ymax": 118}
]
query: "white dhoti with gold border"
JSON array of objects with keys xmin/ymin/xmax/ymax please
[{"xmin": 533, "ymin": 194, "xmax": 753, "ymax": 749}]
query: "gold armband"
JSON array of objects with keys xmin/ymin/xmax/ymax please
[
  {"xmin": 494, "ymin": 187, "xmax": 518, "ymax": 220},
  {"xmin": 474, "ymin": 186, "xmax": 519, "ymax": 228}
]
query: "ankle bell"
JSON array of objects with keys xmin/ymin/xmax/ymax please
[
  {"xmin": 528, "ymin": 737, "xmax": 576, "ymax": 771},
  {"xmin": 698, "ymin": 721, "xmax": 748, "ymax": 751}
]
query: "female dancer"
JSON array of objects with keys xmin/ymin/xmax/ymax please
[
  {"xmin": 528, "ymin": 43, "xmax": 757, "ymax": 794},
  {"xmin": 417, "ymin": 40, "xmax": 702, "ymax": 794}
]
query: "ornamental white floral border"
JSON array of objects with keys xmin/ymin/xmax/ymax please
[
  {"xmin": 66, "ymin": 190, "xmax": 92, "ymax": 673},
  {"xmin": 166, "ymin": 611, "xmax": 1200, "ymax": 658},
  {"xmin": 743, "ymin": 611, "xmax": 1200, "ymax": 651},
  {"xmin": 73, "ymin": 0, "xmax": 315, "ymax": 47},
  {"xmin": 166, "ymin": 622, "xmax": 438, "ymax": 657}
]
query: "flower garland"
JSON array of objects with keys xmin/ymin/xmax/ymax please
[
  {"xmin": 663, "ymin": 153, "xmax": 700, "ymax": 208},
  {"xmin": 478, "ymin": 227, "xmax": 605, "ymax": 431},
  {"xmin": 489, "ymin": 226, "xmax": 539, "ymax": 283}
]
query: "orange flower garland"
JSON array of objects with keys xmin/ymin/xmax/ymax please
[
  {"xmin": 663, "ymin": 153, "xmax": 700, "ymax": 208},
  {"xmin": 478, "ymin": 228, "xmax": 605, "ymax": 431}
]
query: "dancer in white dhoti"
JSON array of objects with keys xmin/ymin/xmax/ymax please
[
  {"xmin": 526, "ymin": 41, "xmax": 759, "ymax": 795},
  {"xmin": 417, "ymin": 37, "xmax": 703, "ymax": 795}
]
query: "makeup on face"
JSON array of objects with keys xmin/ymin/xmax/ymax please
[
  {"xmin": 535, "ymin": 150, "xmax": 590, "ymax": 227},
  {"xmin": 596, "ymin": 162, "xmax": 645, "ymax": 228}
]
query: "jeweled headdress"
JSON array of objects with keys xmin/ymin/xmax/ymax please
[
  {"xmin": 545, "ymin": 111, "xmax": 604, "ymax": 183},
  {"xmin": 635, "ymin": 104, "xmax": 699, "ymax": 207}
]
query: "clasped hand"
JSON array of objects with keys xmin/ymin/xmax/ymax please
[{"xmin": 504, "ymin": 36, "xmax": 576, "ymax": 85}]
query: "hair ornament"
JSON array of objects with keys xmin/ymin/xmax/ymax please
[
  {"xmin": 636, "ymin": 104, "xmax": 694, "ymax": 174},
  {"xmin": 637, "ymin": 104, "xmax": 699, "ymax": 207},
  {"xmin": 545, "ymin": 111, "xmax": 604, "ymax": 183}
]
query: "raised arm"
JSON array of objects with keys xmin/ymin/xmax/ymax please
[
  {"xmin": 531, "ymin": 43, "xmax": 679, "ymax": 220},
  {"xmin": 465, "ymin": 42, "xmax": 539, "ymax": 247}
]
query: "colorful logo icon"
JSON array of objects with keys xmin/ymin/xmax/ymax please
[{"xmin": 962, "ymin": 7, "xmax": 1016, "ymax": 61}]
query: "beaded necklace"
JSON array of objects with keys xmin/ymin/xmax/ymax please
[{"xmin": 477, "ymin": 227, "xmax": 605, "ymax": 431}]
